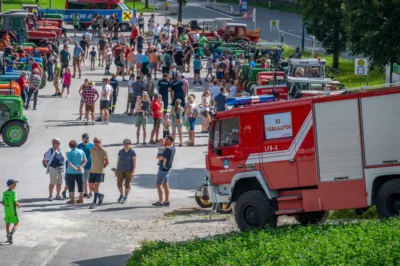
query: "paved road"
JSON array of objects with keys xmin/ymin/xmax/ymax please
[{"xmin": 0, "ymin": 17, "xmax": 210, "ymax": 265}]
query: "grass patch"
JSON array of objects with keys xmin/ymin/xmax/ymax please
[
  {"xmin": 330, "ymin": 206, "xmax": 378, "ymax": 220},
  {"xmin": 128, "ymin": 219, "xmax": 400, "ymax": 265},
  {"xmin": 282, "ymin": 44, "xmax": 386, "ymax": 88},
  {"xmin": 215, "ymin": 0, "xmax": 301, "ymax": 14},
  {"xmin": 125, "ymin": 1, "xmax": 156, "ymax": 12}
]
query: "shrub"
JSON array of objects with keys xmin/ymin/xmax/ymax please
[{"xmin": 127, "ymin": 219, "xmax": 400, "ymax": 266}]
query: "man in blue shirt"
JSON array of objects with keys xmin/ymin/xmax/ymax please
[
  {"xmin": 249, "ymin": 59, "xmax": 256, "ymax": 69},
  {"xmin": 214, "ymin": 87, "xmax": 227, "ymax": 112},
  {"xmin": 72, "ymin": 42, "xmax": 84, "ymax": 78},
  {"xmin": 77, "ymin": 133, "xmax": 94, "ymax": 199},
  {"xmin": 157, "ymin": 73, "xmax": 170, "ymax": 114},
  {"xmin": 170, "ymin": 77, "xmax": 185, "ymax": 108},
  {"xmin": 66, "ymin": 140, "xmax": 87, "ymax": 204}
]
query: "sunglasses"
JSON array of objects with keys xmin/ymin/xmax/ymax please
[
  {"xmin": 94, "ymin": 140, "xmax": 100, "ymax": 143},
  {"xmin": 123, "ymin": 143, "xmax": 131, "ymax": 145}
]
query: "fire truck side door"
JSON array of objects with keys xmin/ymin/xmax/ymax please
[{"xmin": 209, "ymin": 115, "xmax": 255, "ymax": 185}]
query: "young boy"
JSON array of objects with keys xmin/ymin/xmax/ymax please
[
  {"xmin": 193, "ymin": 55, "xmax": 202, "ymax": 85},
  {"xmin": 90, "ymin": 46, "xmax": 97, "ymax": 71},
  {"xmin": 134, "ymin": 95, "xmax": 143, "ymax": 116},
  {"xmin": 162, "ymin": 113, "xmax": 171, "ymax": 138},
  {"xmin": 157, "ymin": 138, "xmax": 168, "ymax": 169},
  {"xmin": 2, "ymin": 179, "xmax": 20, "ymax": 244}
]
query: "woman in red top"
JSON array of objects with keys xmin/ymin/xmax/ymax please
[
  {"xmin": 17, "ymin": 72, "xmax": 28, "ymax": 107},
  {"xmin": 130, "ymin": 25, "xmax": 139, "ymax": 49},
  {"xmin": 150, "ymin": 94, "xmax": 163, "ymax": 144}
]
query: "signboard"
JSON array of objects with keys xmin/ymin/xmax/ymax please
[
  {"xmin": 122, "ymin": 11, "xmax": 133, "ymax": 21},
  {"xmin": 270, "ymin": 20, "xmax": 279, "ymax": 32},
  {"xmin": 354, "ymin": 58, "xmax": 368, "ymax": 75},
  {"xmin": 264, "ymin": 112, "xmax": 293, "ymax": 140},
  {"xmin": 39, "ymin": 9, "xmax": 136, "ymax": 23},
  {"xmin": 241, "ymin": 0, "xmax": 248, "ymax": 12},
  {"xmin": 252, "ymin": 8, "xmax": 256, "ymax": 23}
]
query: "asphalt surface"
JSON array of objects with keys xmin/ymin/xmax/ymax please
[{"xmin": 0, "ymin": 18, "xmax": 209, "ymax": 265}]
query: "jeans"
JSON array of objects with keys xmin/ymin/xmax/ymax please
[
  {"xmin": 153, "ymin": 35, "xmax": 159, "ymax": 45},
  {"xmin": 26, "ymin": 88, "xmax": 38, "ymax": 108},
  {"xmin": 47, "ymin": 62, "xmax": 54, "ymax": 79},
  {"xmin": 20, "ymin": 90, "xmax": 27, "ymax": 106}
]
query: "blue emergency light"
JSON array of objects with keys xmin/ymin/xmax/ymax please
[{"xmin": 226, "ymin": 95, "xmax": 275, "ymax": 106}]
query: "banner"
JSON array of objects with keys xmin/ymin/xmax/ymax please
[{"xmin": 39, "ymin": 9, "xmax": 136, "ymax": 23}]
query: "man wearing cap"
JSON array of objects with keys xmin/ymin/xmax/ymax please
[
  {"xmin": 89, "ymin": 137, "xmax": 109, "ymax": 209},
  {"xmin": 73, "ymin": 42, "xmax": 84, "ymax": 78},
  {"xmin": 77, "ymin": 134, "xmax": 94, "ymax": 199},
  {"xmin": 116, "ymin": 139, "xmax": 137, "ymax": 204},
  {"xmin": 26, "ymin": 68, "xmax": 41, "ymax": 110},
  {"xmin": 2, "ymin": 179, "xmax": 20, "ymax": 244}
]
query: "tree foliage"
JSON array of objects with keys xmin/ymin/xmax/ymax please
[
  {"xmin": 345, "ymin": 0, "xmax": 400, "ymax": 67},
  {"xmin": 300, "ymin": 0, "xmax": 346, "ymax": 69}
]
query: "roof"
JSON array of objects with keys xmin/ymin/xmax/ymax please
[
  {"xmin": 287, "ymin": 77, "xmax": 333, "ymax": 84},
  {"xmin": 226, "ymin": 23, "xmax": 247, "ymax": 27}
]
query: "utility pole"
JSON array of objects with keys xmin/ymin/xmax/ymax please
[{"xmin": 301, "ymin": 23, "xmax": 305, "ymax": 52}]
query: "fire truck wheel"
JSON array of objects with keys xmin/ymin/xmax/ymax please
[
  {"xmin": 294, "ymin": 211, "xmax": 330, "ymax": 225},
  {"xmin": 216, "ymin": 203, "xmax": 233, "ymax": 214},
  {"xmin": 194, "ymin": 195, "xmax": 213, "ymax": 208},
  {"xmin": 376, "ymin": 179, "xmax": 400, "ymax": 218},
  {"xmin": 235, "ymin": 190, "xmax": 277, "ymax": 231}
]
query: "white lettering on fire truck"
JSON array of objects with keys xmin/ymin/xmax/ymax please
[{"xmin": 264, "ymin": 112, "xmax": 293, "ymax": 140}]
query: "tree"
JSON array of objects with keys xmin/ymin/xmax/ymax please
[
  {"xmin": 299, "ymin": 0, "xmax": 346, "ymax": 69},
  {"xmin": 178, "ymin": 0, "xmax": 189, "ymax": 23},
  {"xmin": 145, "ymin": 0, "xmax": 149, "ymax": 9},
  {"xmin": 345, "ymin": 0, "xmax": 400, "ymax": 71}
]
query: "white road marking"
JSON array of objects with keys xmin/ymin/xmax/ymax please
[
  {"xmin": 40, "ymin": 242, "xmax": 64, "ymax": 266},
  {"xmin": 279, "ymin": 30, "xmax": 312, "ymax": 41}
]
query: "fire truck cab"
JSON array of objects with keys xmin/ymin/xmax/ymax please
[
  {"xmin": 206, "ymin": 83, "xmax": 400, "ymax": 231},
  {"xmin": 288, "ymin": 58, "xmax": 328, "ymax": 78}
]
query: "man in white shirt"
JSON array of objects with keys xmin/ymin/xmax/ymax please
[
  {"xmin": 153, "ymin": 23, "xmax": 161, "ymax": 45},
  {"xmin": 99, "ymin": 78, "xmax": 113, "ymax": 124},
  {"xmin": 192, "ymin": 30, "xmax": 200, "ymax": 43}
]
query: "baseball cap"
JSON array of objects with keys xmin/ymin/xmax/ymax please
[
  {"xmin": 6, "ymin": 179, "xmax": 18, "ymax": 186},
  {"xmin": 82, "ymin": 133, "xmax": 89, "ymax": 139},
  {"xmin": 171, "ymin": 63, "xmax": 177, "ymax": 67}
]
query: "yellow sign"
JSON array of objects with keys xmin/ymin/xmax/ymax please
[
  {"xmin": 272, "ymin": 20, "xmax": 277, "ymax": 26},
  {"xmin": 122, "ymin": 11, "xmax": 132, "ymax": 21},
  {"xmin": 357, "ymin": 59, "xmax": 365, "ymax": 66}
]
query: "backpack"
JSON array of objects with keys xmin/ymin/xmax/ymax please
[
  {"xmin": 171, "ymin": 70, "xmax": 178, "ymax": 80},
  {"xmin": 42, "ymin": 148, "xmax": 54, "ymax": 168}
]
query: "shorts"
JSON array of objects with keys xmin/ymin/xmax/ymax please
[
  {"xmin": 62, "ymin": 61, "xmax": 69, "ymax": 68},
  {"xmin": 201, "ymin": 110, "xmax": 209, "ymax": 117},
  {"xmin": 66, "ymin": 173, "xmax": 83, "ymax": 193},
  {"xmin": 128, "ymin": 62, "xmax": 135, "ymax": 68},
  {"xmin": 53, "ymin": 80, "xmax": 60, "ymax": 86},
  {"xmin": 139, "ymin": 24, "xmax": 144, "ymax": 30},
  {"xmin": 162, "ymin": 66, "xmax": 170, "ymax": 74},
  {"xmin": 74, "ymin": 25, "xmax": 79, "ymax": 30},
  {"xmin": 188, "ymin": 117, "xmax": 196, "ymax": 131},
  {"xmin": 85, "ymin": 103, "xmax": 95, "ymax": 113},
  {"xmin": 89, "ymin": 173, "xmax": 105, "ymax": 183},
  {"xmin": 82, "ymin": 169, "xmax": 90, "ymax": 182},
  {"xmin": 49, "ymin": 166, "xmax": 64, "ymax": 185},
  {"xmin": 62, "ymin": 84, "xmax": 70, "ymax": 89},
  {"xmin": 194, "ymin": 69, "xmax": 200, "ymax": 74},
  {"xmin": 135, "ymin": 115, "xmax": 148, "ymax": 128},
  {"xmin": 130, "ymin": 38, "xmax": 136, "ymax": 47},
  {"xmin": 4, "ymin": 216, "xmax": 19, "ymax": 224},
  {"xmin": 153, "ymin": 118, "xmax": 161, "ymax": 129},
  {"xmin": 92, "ymin": 24, "xmax": 98, "ymax": 30},
  {"xmin": 150, "ymin": 62, "xmax": 157, "ymax": 69},
  {"xmin": 207, "ymin": 68, "xmax": 212, "ymax": 74},
  {"xmin": 117, "ymin": 170, "xmax": 132, "ymax": 189},
  {"xmin": 216, "ymin": 72, "xmax": 224, "ymax": 80},
  {"xmin": 73, "ymin": 57, "xmax": 80, "ymax": 66},
  {"xmin": 100, "ymin": 100, "xmax": 110, "ymax": 109},
  {"xmin": 156, "ymin": 170, "xmax": 170, "ymax": 185},
  {"xmin": 98, "ymin": 49, "xmax": 104, "ymax": 57}
]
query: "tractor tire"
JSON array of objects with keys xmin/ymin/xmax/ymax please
[
  {"xmin": 376, "ymin": 179, "xmax": 400, "ymax": 218},
  {"xmin": 40, "ymin": 75, "xmax": 46, "ymax": 89},
  {"xmin": 120, "ymin": 23, "xmax": 130, "ymax": 32},
  {"xmin": 2, "ymin": 121, "xmax": 29, "ymax": 147},
  {"xmin": 235, "ymin": 190, "xmax": 277, "ymax": 231},
  {"xmin": 217, "ymin": 203, "xmax": 233, "ymax": 214},
  {"xmin": 195, "ymin": 195, "xmax": 213, "ymax": 208},
  {"xmin": 294, "ymin": 211, "xmax": 330, "ymax": 225}
]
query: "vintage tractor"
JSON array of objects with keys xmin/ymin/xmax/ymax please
[
  {"xmin": 0, "ymin": 81, "xmax": 21, "ymax": 97},
  {"xmin": 0, "ymin": 95, "xmax": 29, "ymax": 147},
  {"xmin": 21, "ymin": 4, "xmax": 64, "ymax": 29},
  {"xmin": 0, "ymin": 13, "xmax": 59, "ymax": 53},
  {"xmin": 287, "ymin": 58, "xmax": 328, "ymax": 78}
]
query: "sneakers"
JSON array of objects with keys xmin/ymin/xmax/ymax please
[
  {"xmin": 62, "ymin": 191, "xmax": 67, "ymax": 199},
  {"xmin": 48, "ymin": 196, "xmax": 53, "ymax": 201},
  {"xmin": 66, "ymin": 199, "xmax": 76, "ymax": 204},
  {"xmin": 87, "ymin": 193, "xmax": 92, "ymax": 199},
  {"xmin": 89, "ymin": 203, "xmax": 96, "ymax": 209},
  {"xmin": 163, "ymin": 202, "xmax": 170, "ymax": 207},
  {"xmin": 152, "ymin": 202, "xmax": 163, "ymax": 207},
  {"xmin": 76, "ymin": 117, "xmax": 82, "ymax": 121},
  {"xmin": 55, "ymin": 196, "xmax": 63, "ymax": 200},
  {"xmin": 83, "ymin": 193, "xmax": 88, "ymax": 198},
  {"xmin": 76, "ymin": 199, "xmax": 84, "ymax": 204},
  {"xmin": 117, "ymin": 194, "xmax": 124, "ymax": 203},
  {"xmin": 6, "ymin": 233, "xmax": 12, "ymax": 244},
  {"xmin": 121, "ymin": 197, "xmax": 127, "ymax": 204},
  {"xmin": 98, "ymin": 193, "xmax": 104, "ymax": 205}
]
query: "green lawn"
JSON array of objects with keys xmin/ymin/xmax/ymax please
[
  {"xmin": 282, "ymin": 45, "xmax": 386, "ymax": 89},
  {"xmin": 128, "ymin": 218, "xmax": 400, "ymax": 265},
  {"xmin": 2, "ymin": 0, "xmax": 154, "ymax": 12}
]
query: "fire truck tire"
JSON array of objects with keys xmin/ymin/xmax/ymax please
[
  {"xmin": 217, "ymin": 203, "xmax": 233, "ymax": 214},
  {"xmin": 194, "ymin": 195, "xmax": 213, "ymax": 208},
  {"xmin": 376, "ymin": 179, "xmax": 400, "ymax": 218},
  {"xmin": 235, "ymin": 190, "xmax": 277, "ymax": 231},
  {"xmin": 294, "ymin": 211, "xmax": 330, "ymax": 225}
]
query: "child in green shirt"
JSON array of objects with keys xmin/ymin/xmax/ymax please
[{"xmin": 2, "ymin": 179, "xmax": 20, "ymax": 244}]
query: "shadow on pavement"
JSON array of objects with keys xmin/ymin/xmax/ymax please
[
  {"xmin": 173, "ymin": 218, "xmax": 229, "ymax": 224},
  {"xmin": 93, "ymin": 205, "xmax": 158, "ymax": 212},
  {"xmin": 23, "ymin": 203, "xmax": 115, "ymax": 212},
  {"xmin": 19, "ymin": 198, "xmax": 50, "ymax": 203},
  {"xmin": 132, "ymin": 167, "xmax": 205, "ymax": 190},
  {"xmin": 71, "ymin": 254, "xmax": 131, "ymax": 266}
]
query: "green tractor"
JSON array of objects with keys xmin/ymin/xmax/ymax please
[{"xmin": 0, "ymin": 95, "xmax": 29, "ymax": 147}]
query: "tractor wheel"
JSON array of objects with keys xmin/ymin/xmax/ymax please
[
  {"xmin": 246, "ymin": 82, "xmax": 256, "ymax": 93},
  {"xmin": 294, "ymin": 211, "xmax": 330, "ymax": 225},
  {"xmin": 120, "ymin": 23, "xmax": 130, "ymax": 32},
  {"xmin": 195, "ymin": 195, "xmax": 213, "ymax": 208},
  {"xmin": 204, "ymin": 48, "xmax": 211, "ymax": 57},
  {"xmin": 217, "ymin": 203, "xmax": 233, "ymax": 214},
  {"xmin": 235, "ymin": 190, "xmax": 277, "ymax": 231},
  {"xmin": 376, "ymin": 179, "xmax": 400, "ymax": 218},
  {"xmin": 248, "ymin": 83, "xmax": 257, "ymax": 95},
  {"xmin": 40, "ymin": 75, "xmax": 47, "ymax": 89},
  {"xmin": 2, "ymin": 121, "xmax": 29, "ymax": 147}
]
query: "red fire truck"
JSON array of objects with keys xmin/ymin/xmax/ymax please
[{"xmin": 204, "ymin": 84, "xmax": 400, "ymax": 231}]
